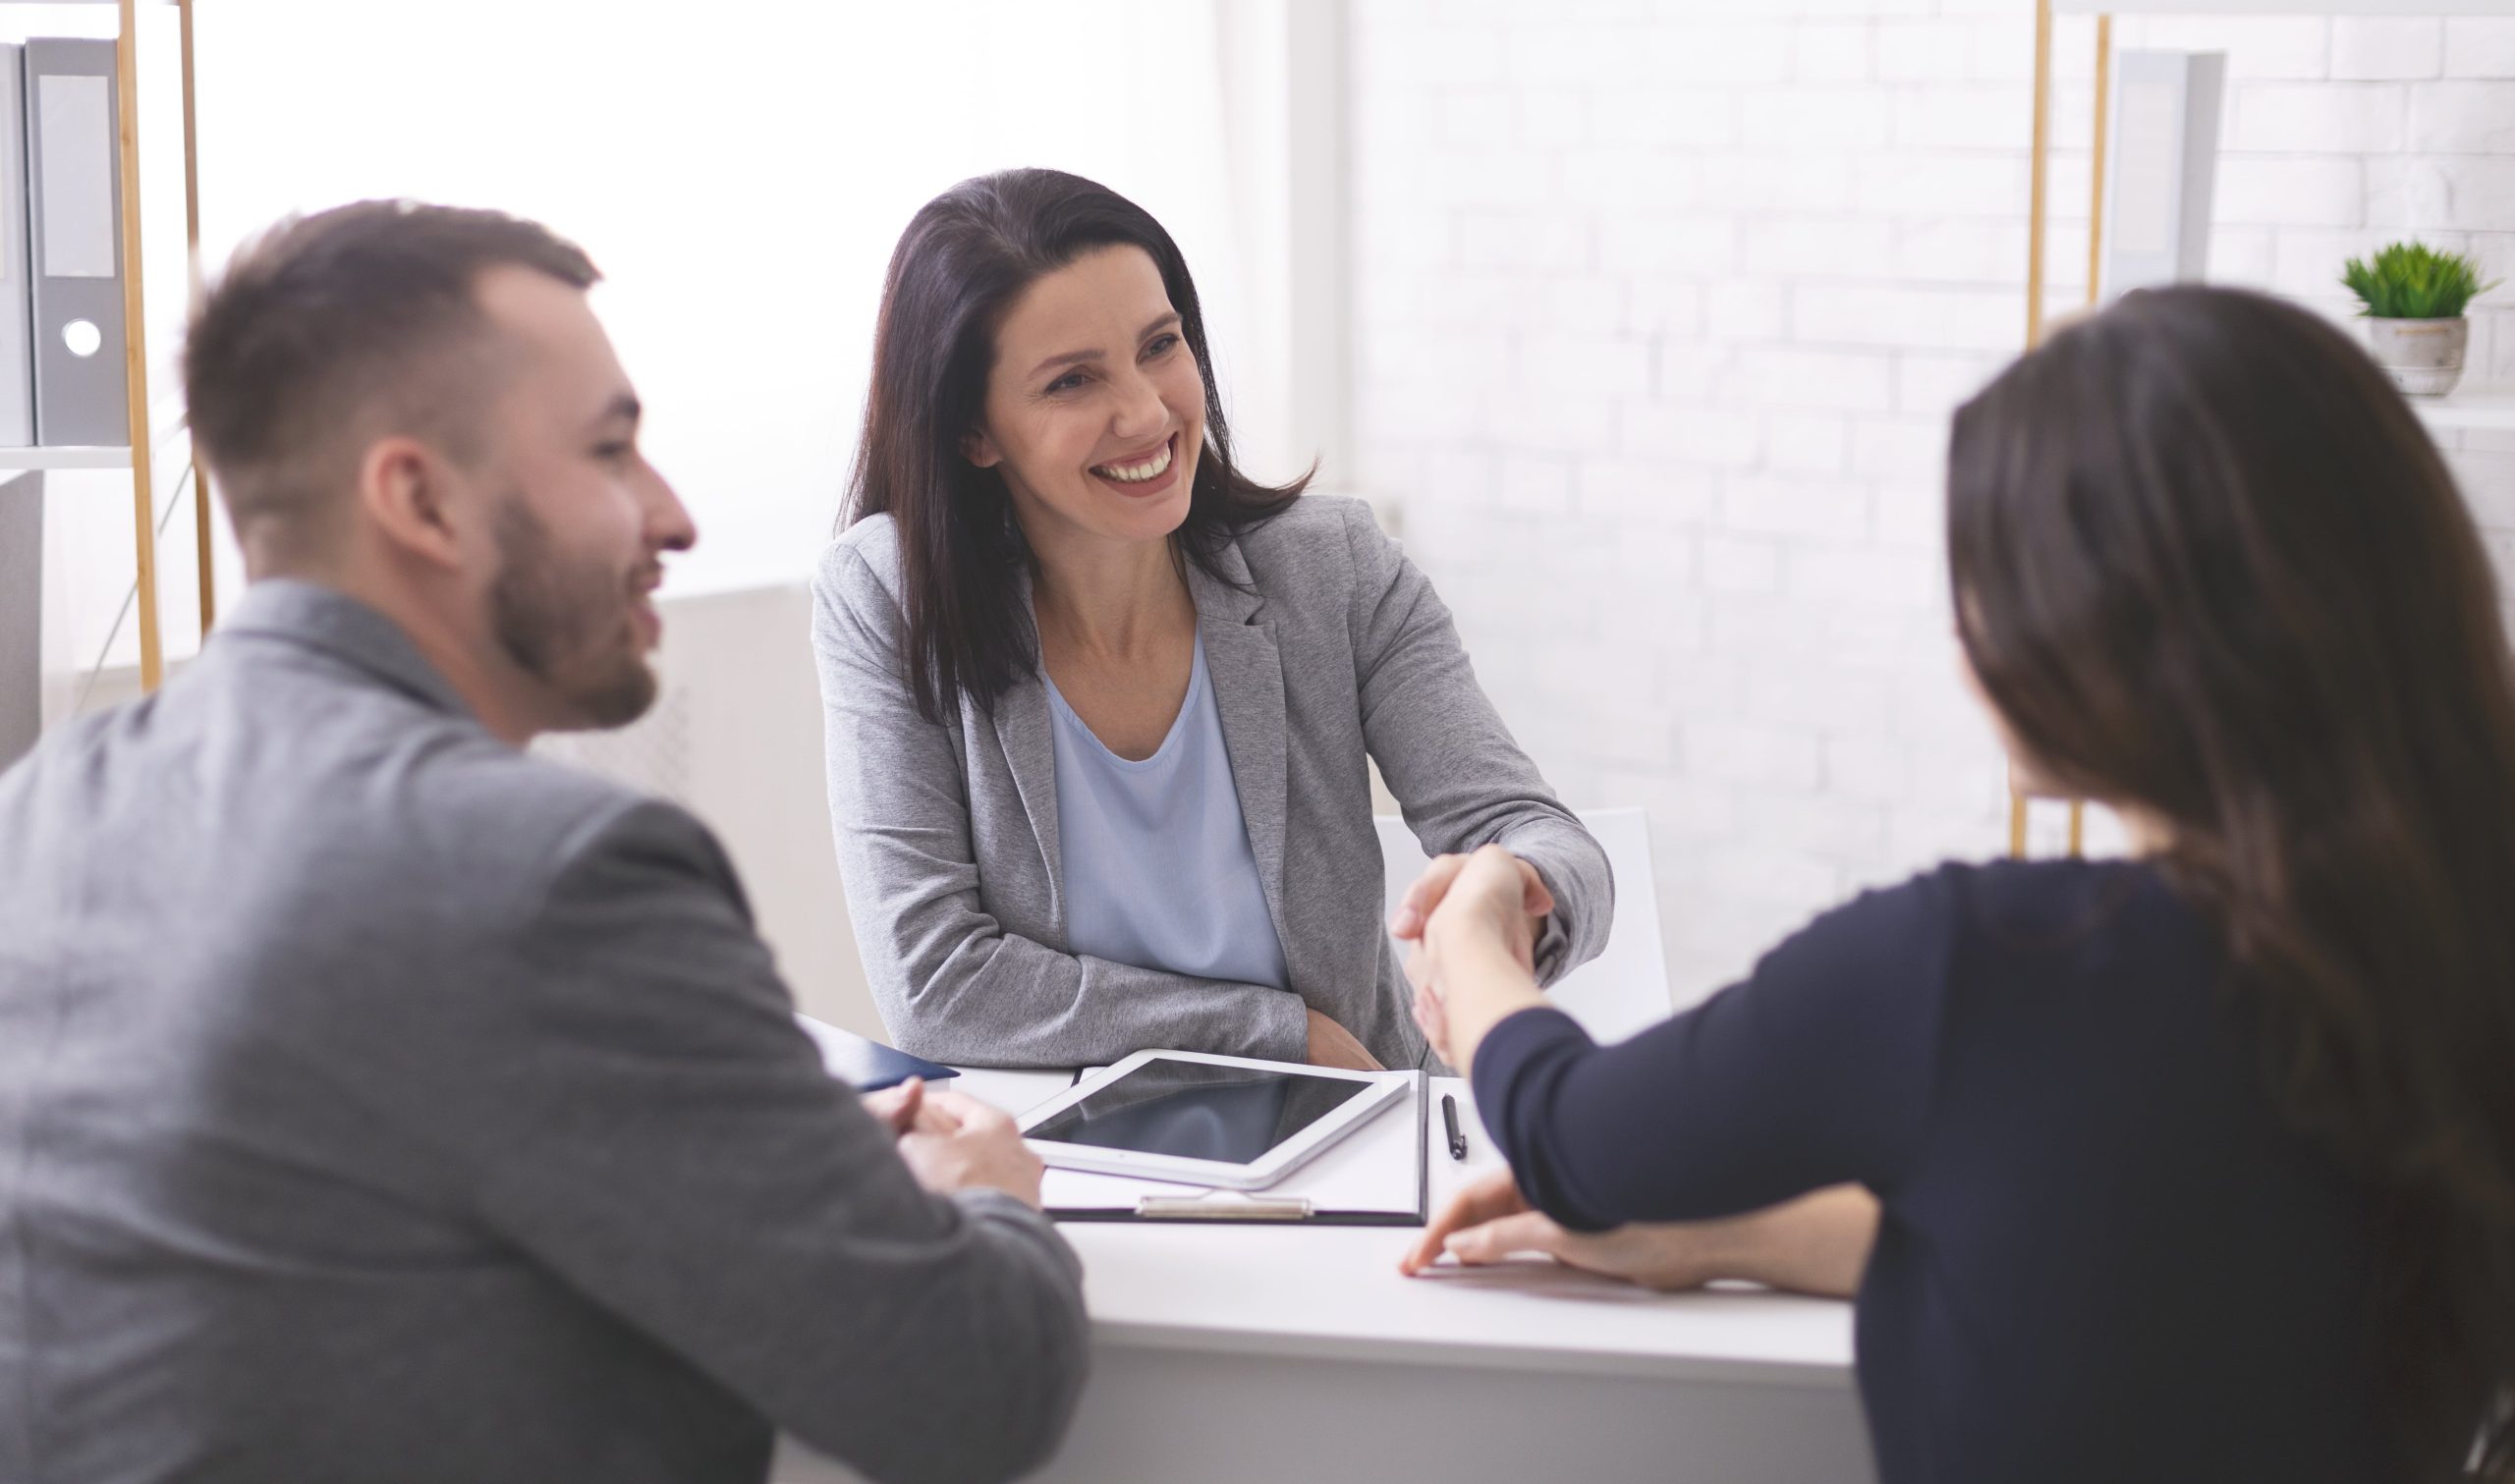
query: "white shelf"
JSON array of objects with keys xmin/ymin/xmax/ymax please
[
  {"xmin": 0, "ymin": 444, "xmax": 130, "ymax": 470},
  {"xmin": 2055, "ymin": 1, "xmax": 2515, "ymax": 13},
  {"xmin": 2412, "ymin": 384, "xmax": 2515, "ymax": 433}
]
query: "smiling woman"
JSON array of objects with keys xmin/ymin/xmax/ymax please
[{"xmin": 811, "ymin": 169, "xmax": 1614, "ymax": 1072}]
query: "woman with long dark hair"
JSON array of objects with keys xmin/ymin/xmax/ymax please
[
  {"xmin": 1396, "ymin": 286, "xmax": 2515, "ymax": 1482},
  {"xmin": 811, "ymin": 169, "xmax": 1610, "ymax": 1071}
]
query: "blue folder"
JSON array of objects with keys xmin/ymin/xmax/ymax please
[{"xmin": 796, "ymin": 1015, "xmax": 961, "ymax": 1092}]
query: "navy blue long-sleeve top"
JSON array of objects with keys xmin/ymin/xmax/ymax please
[{"xmin": 1474, "ymin": 859, "xmax": 2388, "ymax": 1484}]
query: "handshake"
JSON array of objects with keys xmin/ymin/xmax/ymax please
[
  {"xmin": 1382, "ymin": 847, "xmax": 1880, "ymax": 1301},
  {"xmin": 1303, "ymin": 843, "xmax": 1558, "ymax": 1073},
  {"xmin": 1387, "ymin": 844, "xmax": 1558, "ymax": 1072}
]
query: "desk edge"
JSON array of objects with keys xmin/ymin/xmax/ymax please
[{"xmin": 1086, "ymin": 1318, "xmax": 1857, "ymax": 1388}]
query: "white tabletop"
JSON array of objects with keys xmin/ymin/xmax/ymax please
[{"xmin": 952, "ymin": 1066, "xmax": 1856, "ymax": 1387}]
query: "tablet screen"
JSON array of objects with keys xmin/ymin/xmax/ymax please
[{"xmin": 1027, "ymin": 1059, "xmax": 1375, "ymax": 1165}]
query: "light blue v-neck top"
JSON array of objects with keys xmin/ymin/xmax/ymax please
[{"xmin": 1042, "ymin": 636, "xmax": 1291, "ymax": 991}]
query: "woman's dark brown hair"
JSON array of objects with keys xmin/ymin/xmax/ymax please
[
  {"xmin": 1949, "ymin": 285, "xmax": 2515, "ymax": 1480},
  {"xmin": 845, "ymin": 168, "xmax": 1304, "ymax": 720}
]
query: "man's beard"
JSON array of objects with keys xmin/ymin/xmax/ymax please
[{"xmin": 488, "ymin": 495, "xmax": 658, "ymax": 731}]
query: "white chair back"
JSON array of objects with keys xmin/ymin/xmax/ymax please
[{"xmin": 1374, "ymin": 807, "xmax": 1672, "ymax": 1045}]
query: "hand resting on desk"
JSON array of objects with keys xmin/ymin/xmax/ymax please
[{"xmin": 1401, "ymin": 1168, "xmax": 1878, "ymax": 1300}]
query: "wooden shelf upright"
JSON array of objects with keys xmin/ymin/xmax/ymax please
[
  {"xmin": 0, "ymin": 0, "xmax": 204, "ymax": 694},
  {"xmin": 121, "ymin": 0, "xmax": 201, "ymax": 690}
]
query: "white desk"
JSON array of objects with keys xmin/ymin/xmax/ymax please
[{"xmin": 776, "ymin": 1070, "xmax": 1874, "ymax": 1484}]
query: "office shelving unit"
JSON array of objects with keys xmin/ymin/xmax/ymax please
[
  {"xmin": 0, "ymin": 0, "xmax": 200, "ymax": 696},
  {"xmin": 2015, "ymin": 0, "xmax": 2515, "ymax": 855},
  {"xmin": 2409, "ymin": 383, "xmax": 2515, "ymax": 431}
]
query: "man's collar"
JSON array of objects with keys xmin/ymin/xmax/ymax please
[{"xmin": 215, "ymin": 578, "xmax": 476, "ymax": 720}]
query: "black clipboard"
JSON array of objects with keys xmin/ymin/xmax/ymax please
[{"xmin": 1043, "ymin": 1070, "xmax": 1430, "ymax": 1227}]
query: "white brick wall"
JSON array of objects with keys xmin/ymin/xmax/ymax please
[{"xmin": 1350, "ymin": 2, "xmax": 2515, "ymax": 1003}]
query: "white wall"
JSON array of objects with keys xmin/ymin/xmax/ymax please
[
  {"xmin": 1348, "ymin": 4, "xmax": 2515, "ymax": 1003},
  {"xmin": 17, "ymin": 2, "xmax": 1346, "ymax": 1042},
  {"xmin": 534, "ymin": 582, "xmax": 882, "ymax": 1035},
  {"xmin": 187, "ymin": 1, "xmax": 1283, "ymax": 601},
  {"xmin": 37, "ymin": 0, "xmax": 1319, "ymax": 707},
  {"xmin": 34, "ymin": 4, "xmax": 2515, "ymax": 1037}
]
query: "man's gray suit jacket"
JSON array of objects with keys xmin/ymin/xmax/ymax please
[
  {"xmin": 0, "ymin": 579, "xmax": 1088, "ymax": 1484},
  {"xmin": 813, "ymin": 494, "xmax": 1615, "ymax": 1071}
]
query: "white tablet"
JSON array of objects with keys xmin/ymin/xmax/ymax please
[{"xmin": 1018, "ymin": 1049, "xmax": 1412, "ymax": 1191}]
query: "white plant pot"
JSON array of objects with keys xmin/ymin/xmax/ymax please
[{"xmin": 2365, "ymin": 315, "xmax": 2468, "ymax": 398}]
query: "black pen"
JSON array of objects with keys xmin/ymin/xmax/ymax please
[{"xmin": 1441, "ymin": 1093, "xmax": 1468, "ymax": 1161}]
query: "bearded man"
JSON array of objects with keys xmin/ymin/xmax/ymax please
[{"xmin": 0, "ymin": 201, "xmax": 1088, "ymax": 1484}]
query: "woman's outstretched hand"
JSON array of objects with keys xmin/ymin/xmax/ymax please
[
  {"xmin": 1387, "ymin": 847, "xmax": 1554, "ymax": 965},
  {"xmin": 1411, "ymin": 978, "xmax": 1456, "ymax": 1068},
  {"xmin": 1393, "ymin": 846, "xmax": 1556, "ymax": 1072}
]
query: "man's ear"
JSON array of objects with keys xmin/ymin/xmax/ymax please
[
  {"xmin": 961, "ymin": 426, "xmax": 1003, "ymax": 469},
  {"xmin": 356, "ymin": 435, "xmax": 468, "ymax": 570}
]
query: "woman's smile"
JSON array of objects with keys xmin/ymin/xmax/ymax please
[{"xmin": 1090, "ymin": 433, "xmax": 1180, "ymax": 497}]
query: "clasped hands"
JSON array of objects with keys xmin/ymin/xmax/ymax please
[{"xmin": 861, "ymin": 1077, "xmax": 1047, "ymax": 1211}]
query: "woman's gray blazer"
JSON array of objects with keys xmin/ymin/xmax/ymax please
[{"xmin": 810, "ymin": 494, "xmax": 1612, "ymax": 1071}]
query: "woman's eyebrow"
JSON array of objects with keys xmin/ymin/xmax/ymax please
[
  {"xmin": 1029, "ymin": 347, "xmax": 1102, "ymax": 378},
  {"xmin": 1027, "ymin": 314, "xmax": 1181, "ymax": 379}
]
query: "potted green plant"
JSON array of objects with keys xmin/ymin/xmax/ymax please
[{"xmin": 2341, "ymin": 241, "xmax": 2497, "ymax": 397}]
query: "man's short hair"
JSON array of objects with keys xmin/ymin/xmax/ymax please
[{"xmin": 183, "ymin": 200, "xmax": 600, "ymax": 557}]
